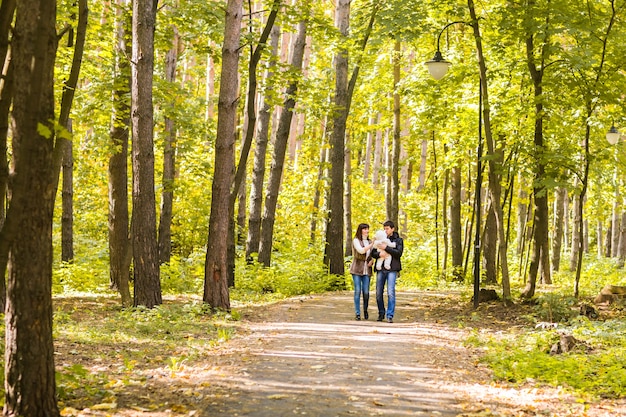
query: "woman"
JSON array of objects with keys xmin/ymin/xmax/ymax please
[{"xmin": 349, "ymin": 223, "xmax": 374, "ymax": 320}]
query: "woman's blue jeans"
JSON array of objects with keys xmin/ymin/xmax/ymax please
[
  {"xmin": 376, "ymin": 270, "xmax": 397, "ymax": 319},
  {"xmin": 351, "ymin": 274, "xmax": 370, "ymax": 316}
]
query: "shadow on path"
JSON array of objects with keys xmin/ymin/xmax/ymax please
[{"xmin": 203, "ymin": 292, "xmax": 479, "ymax": 416}]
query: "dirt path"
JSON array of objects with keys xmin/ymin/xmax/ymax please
[{"xmin": 197, "ymin": 291, "xmax": 625, "ymax": 417}]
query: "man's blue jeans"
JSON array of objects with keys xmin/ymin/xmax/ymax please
[
  {"xmin": 376, "ymin": 270, "xmax": 397, "ymax": 319},
  {"xmin": 351, "ymin": 274, "xmax": 370, "ymax": 316}
]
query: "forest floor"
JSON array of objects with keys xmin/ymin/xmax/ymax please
[{"xmin": 56, "ymin": 290, "xmax": 626, "ymax": 417}]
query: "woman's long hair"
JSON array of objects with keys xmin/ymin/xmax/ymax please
[{"xmin": 354, "ymin": 223, "xmax": 370, "ymax": 240}]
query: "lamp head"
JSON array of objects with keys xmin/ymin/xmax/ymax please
[
  {"xmin": 607, "ymin": 125, "xmax": 621, "ymax": 145},
  {"xmin": 425, "ymin": 50, "xmax": 451, "ymax": 80}
]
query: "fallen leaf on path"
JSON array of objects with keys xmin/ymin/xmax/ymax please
[{"xmin": 268, "ymin": 394, "xmax": 289, "ymax": 400}]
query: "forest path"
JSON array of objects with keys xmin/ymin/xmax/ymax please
[{"xmin": 199, "ymin": 291, "xmax": 621, "ymax": 417}]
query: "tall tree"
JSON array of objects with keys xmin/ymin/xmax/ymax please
[
  {"xmin": 0, "ymin": 0, "xmax": 17, "ymax": 314},
  {"xmin": 108, "ymin": 0, "xmax": 132, "ymax": 306},
  {"xmin": 468, "ymin": 0, "xmax": 511, "ymax": 301},
  {"xmin": 521, "ymin": 0, "xmax": 552, "ymax": 299},
  {"xmin": 258, "ymin": 17, "xmax": 308, "ymax": 267},
  {"xmin": 389, "ymin": 38, "xmax": 401, "ymax": 224},
  {"xmin": 227, "ymin": 0, "xmax": 280, "ymax": 281},
  {"xmin": 324, "ymin": 0, "xmax": 350, "ymax": 276},
  {"xmin": 324, "ymin": 0, "xmax": 378, "ymax": 275},
  {"xmin": 246, "ymin": 24, "xmax": 280, "ymax": 262},
  {"xmin": 131, "ymin": 0, "xmax": 161, "ymax": 308},
  {"xmin": 204, "ymin": 0, "xmax": 243, "ymax": 310},
  {"xmin": 158, "ymin": 25, "xmax": 180, "ymax": 265},
  {"xmin": 58, "ymin": 0, "xmax": 88, "ymax": 262},
  {"xmin": 4, "ymin": 0, "xmax": 60, "ymax": 414}
]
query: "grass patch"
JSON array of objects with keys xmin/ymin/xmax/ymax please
[{"xmin": 470, "ymin": 317, "xmax": 626, "ymax": 399}]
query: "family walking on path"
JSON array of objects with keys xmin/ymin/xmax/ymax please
[{"xmin": 350, "ymin": 220, "xmax": 404, "ymax": 323}]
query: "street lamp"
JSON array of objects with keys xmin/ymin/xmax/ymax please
[
  {"xmin": 607, "ymin": 124, "xmax": 620, "ymax": 145},
  {"xmin": 426, "ymin": 21, "xmax": 483, "ymax": 309}
]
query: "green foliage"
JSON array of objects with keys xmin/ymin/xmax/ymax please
[
  {"xmin": 234, "ymin": 248, "xmax": 335, "ymax": 299},
  {"xmin": 160, "ymin": 253, "xmax": 205, "ymax": 295},
  {"xmin": 477, "ymin": 321, "xmax": 626, "ymax": 399},
  {"xmin": 532, "ymin": 293, "xmax": 579, "ymax": 323}
]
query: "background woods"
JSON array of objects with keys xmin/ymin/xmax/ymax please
[{"xmin": 1, "ymin": 0, "xmax": 626, "ymax": 413}]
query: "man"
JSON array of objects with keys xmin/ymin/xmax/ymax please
[{"xmin": 371, "ymin": 220, "xmax": 403, "ymax": 323}]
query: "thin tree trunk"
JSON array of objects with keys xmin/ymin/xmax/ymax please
[
  {"xmin": 372, "ymin": 115, "xmax": 382, "ymax": 188},
  {"xmin": 56, "ymin": 0, "xmax": 87, "ymax": 264},
  {"xmin": 364, "ymin": 115, "xmax": 375, "ymax": 180},
  {"xmin": 450, "ymin": 159, "xmax": 463, "ymax": 280},
  {"xmin": 344, "ymin": 133, "xmax": 352, "ymax": 257},
  {"xmin": 310, "ymin": 117, "xmax": 329, "ymax": 244},
  {"xmin": 61, "ymin": 120, "xmax": 74, "ymax": 261},
  {"xmin": 4, "ymin": 0, "xmax": 60, "ymax": 414},
  {"xmin": 597, "ymin": 220, "xmax": 603, "ymax": 258},
  {"xmin": 616, "ymin": 214, "xmax": 626, "ymax": 267},
  {"xmin": 605, "ymin": 219, "xmax": 612, "ymax": 257},
  {"xmin": 0, "ymin": 46, "xmax": 14, "ymax": 314},
  {"xmin": 570, "ymin": 190, "xmax": 581, "ymax": 271},
  {"xmin": 521, "ymin": 1, "xmax": 551, "ymax": 298},
  {"xmin": 389, "ymin": 39, "xmax": 401, "ymax": 224},
  {"xmin": 158, "ymin": 27, "xmax": 180, "ymax": 265},
  {"xmin": 611, "ymin": 184, "xmax": 620, "ymax": 257},
  {"xmin": 483, "ymin": 200, "xmax": 498, "ymax": 284},
  {"xmin": 132, "ymin": 0, "xmax": 161, "ymax": 308},
  {"xmin": 468, "ymin": 0, "xmax": 511, "ymax": 301},
  {"xmin": 108, "ymin": 0, "xmax": 131, "ymax": 306},
  {"xmin": 551, "ymin": 187, "xmax": 565, "ymax": 272},
  {"xmin": 246, "ymin": 24, "xmax": 280, "ymax": 262},
  {"xmin": 258, "ymin": 18, "xmax": 308, "ymax": 267}
]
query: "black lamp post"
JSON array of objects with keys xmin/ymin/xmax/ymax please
[{"xmin": 426, "ymin": 21, "xmax": 482, "ymax": 309}]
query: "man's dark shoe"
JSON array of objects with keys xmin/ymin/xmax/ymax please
[
  {"xmin": 355, "ymin": 314, "xmax": 361, "ymax": 321},
  {"xmin": 364, "ymin": 311, "xmax": 369, "ymax": 320},
  {"xmin": 377, "ymin": 315, "xmax": 384, "ymax": 322},
  {"xmin": 387, "ymin": 317, "xmax": 393, "ymax": 323}
]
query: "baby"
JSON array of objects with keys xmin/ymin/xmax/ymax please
[{"xmin": 373, "ymin": 230, "xmax": 396, "ymax": 271}]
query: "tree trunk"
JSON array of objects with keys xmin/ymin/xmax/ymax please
[
  {"xmin": 258, "ymin": 19, "xmax": 307, "ymax": 267},
  {"xmin": 203, "ymin": 0, "xmax": 243, "ymax": 310},
  {"xmin": 468, "ymin": 0, "xmax": 511, "ymax": 301},
  {"xmin": 158, "ymin": 27, "xmax": 180, "ymax": 265},
  {"xmin": 483, "ymin": 200, "xmax": 498, "ymax": 284},
  {"xmin": 61, "ymin": 120, "xmax": 74, "ymax": 262},
  {"xmin": 521, "ymin": 3, "xmax": 551, "ymax": 298},
  {"xmin": 132, "ymin": 0, "xmax": 161, "ymax": 308},
  {"xmin": 597, "ymin": 220, "xmax": 603, "ymax": 258},
  {"xmin": 418, "ymin": 138, "xmax": 427, "ymax": 191},
  {"xmin": 0, "ymin": 6, "xmax": 15, "ymax": 312},
  {"xmin": 605, "ymin": 219, "xmax": 612, "ymax": 257},
  {"xmin": 108, "ymin": 0, "xmax": 132, "ymax": 306},
  {"xmin": 325, "ymin": 0, "xmax": 350, "ymax": 276},
  {"xmin": 364, "ymin": 114, "xmax": 375, "ymax": 180},
  {"xmin": 570, "ymin": 190, "xmax": 581, "ymax": 271},
  {"xmin": 344, "ymin": 133, "xmax": 352, "ymax": 257},
  {"xmin": 389, "ymin": 39, "xmax": 401, "ymax": 224},
  {"xmin": 450, "ymin": 161, "xmax": 463, "ymax": 280},
  {"xmin": 310, "ymin": 118, "xmax": 329, "ymax": 244},
  {"xmin": 246, "ymin": 25, "xmax": 280, "ymax": 262},
  {"xmin": 4, "ymin": 0, "xmax": 60, "ymax": 415},
  {"xmin": 617, "ymin": 212, "xmax": 626, "ymax": 268},
  {"xmin": 611, "ymin": 186, "xmax": 620, "ymax": 257},
  {"xmin": 517, "ymin": 184, "xmax": 528, "ymax": 256},
  {"xmin": 551, "ymin": 187, "xmax": 565, "ymax": 272},
  {"xmin": 372, "ymin": 117, "xmax": 382, "ymax": 187},
  {"xmin": 56, "ymin": 0, "xmax": 87, "ymax": 264}
]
